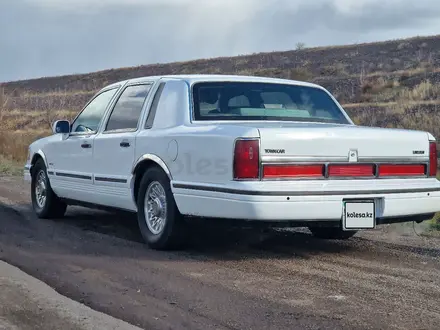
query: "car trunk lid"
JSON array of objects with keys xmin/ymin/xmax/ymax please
[{"xmin": 256, "ymin": 123, "xmax": 429, "ymax": 161}]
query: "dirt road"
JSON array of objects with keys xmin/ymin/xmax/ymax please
[
  {"xmin": 0, "ymin": 260, "xmax": 142, "ymax": 330},
  {"xmin": 0, "ymin": 176, "xmax": 439, "ymax": 330}
]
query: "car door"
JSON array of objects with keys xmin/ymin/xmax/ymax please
[
  {"xmin": 46, "ymin": 87, "xmax": 120, "ymax": 203},
  {"xmin": 92, "ymin": 83, "xmax": 154, "ymax": 211}
]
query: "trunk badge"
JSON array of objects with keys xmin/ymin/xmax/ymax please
[{"xmin": 348, "ymin": 149, "xmax": 358, "ymax": 162}]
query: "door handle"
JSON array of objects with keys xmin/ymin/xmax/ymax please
[
  {"xmin": 81, "ymin": 142, "xmax": 92, "ymax": 149},
  {"xmin": 120, "ymin": 141, "xmax": 130, "ymax": 148}
]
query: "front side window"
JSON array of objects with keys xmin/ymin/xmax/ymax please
[
  {"xmin": 105, "ymin": 84, "xmax": 152, "ymax": 132},
  {"xmin": 193, "ymin": 82, "xmax": 350, "ymax": 124},
  {"xmin": 71, "ymin": 88, "xmax": 118, "ymax": 133}
]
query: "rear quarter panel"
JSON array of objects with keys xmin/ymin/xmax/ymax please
[{"xmin": 134, "ymin": 79, "xmax": 259, "ymax": 185}]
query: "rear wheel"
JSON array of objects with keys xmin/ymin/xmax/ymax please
[
  {"xmin": 308, "ymin": 226, "xmax": 357, "ymax": 240},
  {"xmin": 136, "ymin": 166, "xmax": 187, "ymax": 250},
  {"xmin": 31, "ymin": 159, "xmax": 67, "ymax": 219}
]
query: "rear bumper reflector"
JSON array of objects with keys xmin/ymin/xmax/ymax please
[{"xmin": 328, "ymin": 164, "xmax": 375, "ymax": 177}]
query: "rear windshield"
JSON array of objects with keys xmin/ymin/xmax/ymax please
[{"xmin": 192, "ymin": 81, "xmax": 350, "ymax": 124}]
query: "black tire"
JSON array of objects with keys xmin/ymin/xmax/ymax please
[
  {"xmin": 136, "ymin": 166, "xmax": 187, "ymax": 250},
  {"xmin": 308, "ymin": 226, "xmax": 357, "ymax": 240},
  {"xmin": 31, "ymin": 159, "xmax": 67, "ymax": 219}
]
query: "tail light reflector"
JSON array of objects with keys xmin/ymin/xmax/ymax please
[
  {"xmin": 263, "ymin": 164, "xmax": 324, "ymax": 178},
  {"xmin": 378, "ymin": 164, "xmax": 426, "ymax": 177},
  {"xmin": 429, "ymin": 142, "xmax": 437, "ymax": 177},
  {"xmin": 233, "ymin": 139, "xmax": 260, "ymax": 180},
  {"xmin": 328, "ymin": 164, "xmax": 375, "ymax": 177}
]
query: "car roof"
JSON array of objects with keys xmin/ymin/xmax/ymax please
[{"xmin": 104, "ymin": 74, "xmax": 321, "ymax": 90}]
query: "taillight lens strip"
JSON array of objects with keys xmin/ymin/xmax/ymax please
[
  {"xmin": 263, "ymin": 164, "xmax": 324, "ymax": 178},
  {"xmin": 327, "ymin": 164, "xmax": 375, "ymax": 177},
  {"xmin": 262, "ymin": 162, "xmax": 430, "ymax": 179},
  {"xmin": 378, "ymin": 164, "xmax": 426, "ymax": 177}
]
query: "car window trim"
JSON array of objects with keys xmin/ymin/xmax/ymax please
[
  {"xmin": 145, "ymin": 82, "xmax": 166, "ymax": 129},
  {"xmin": 69, "ymin": 86, "xmax": 121, "ymax": 137},
  {"xmin": 102, "ymin": 82, "xmax": 154, "ymax": 135},
  {"xmin": 190, "ymin": 81, "xmax": 351, "ymax": 124}
]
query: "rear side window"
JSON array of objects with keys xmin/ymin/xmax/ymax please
[
  {"xmin": 105, "ymin": 84, "xmax": 152, "ymax": 132},
  {"xmin": 145, "ymin": 82, "xmax": 166, "ymax": 129}
]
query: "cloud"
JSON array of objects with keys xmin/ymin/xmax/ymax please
[{"xmin": 1, "ymin": 0, "xmax": 440, "ymax": 82}]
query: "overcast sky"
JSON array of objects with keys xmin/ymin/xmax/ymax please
[{"xmin": 1, "ymin": 0, "xmax": 440, "ymax": 82}]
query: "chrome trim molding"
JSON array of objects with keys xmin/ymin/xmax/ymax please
[
  {"xmin": 131, "ymin": 154, "xmax": 173, "ymax": 180},
  {"xmin": 130, "ymin": 154, "xmax": 173, "ymax": 206},
  {"xmin": 262, "ymin": 156, "xmax": 348, "ymax": 163},
  {"xmin": 261, "ymin": 155, "xmax": 430, "ymax": 163},
  {"xmin": 358, "ymin": 156, "xmax": 430, "ymax": 163},
  {"xmin": 33, "ymin": 150, "xmax": 48, "ymax": 167},
  {"xmin": 172, "ymin": 183, "xmax": 440, "ymax": 196},
  {"xmin": 102, "ymin": 128, "xmax": 137, "ymax": 135}
]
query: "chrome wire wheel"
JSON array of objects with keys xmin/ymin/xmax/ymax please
[
  {"xmin": 144, "ymin": 181, "xmax": 167, "ymax": 235},
  {"xmin": 35, "ymin": 170, "xmax": 47, "ymax": 209}
]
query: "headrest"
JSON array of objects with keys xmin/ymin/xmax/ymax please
[{"xmin": 199, "ymin": 88, "xmax": 219, "ymax": 104}]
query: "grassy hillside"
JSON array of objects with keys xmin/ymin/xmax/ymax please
[{"xmin": 1, "ymin": 34, "xmax": 440, "ymax": 170}]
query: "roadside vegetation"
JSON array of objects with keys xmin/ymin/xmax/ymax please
[{"xmin": 430, "ymin": 215, "xmax": 440, "ymax": 232}]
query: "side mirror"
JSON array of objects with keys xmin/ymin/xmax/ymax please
[{"xmin": 53, "ymin": 120, "xmax": 70, "ymax": 134}]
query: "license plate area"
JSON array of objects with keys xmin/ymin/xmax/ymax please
[{"xmin": 342, "ymin": 199, "xmax": 376, "ymax": 230}]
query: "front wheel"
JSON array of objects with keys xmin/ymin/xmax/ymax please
[
  {"xmin": 308, "ymin": 226, "xmax": 357, "ymax": 240},
  {"xmin": 136, "ymin": 166, "xmax": 187, "ymax": 250},
  {"xmin": 31, "ymin": 159, "xmax": 67, "ymax": 219}
]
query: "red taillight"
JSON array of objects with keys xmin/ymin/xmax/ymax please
[
  {"xmin": 378, "ymin": 164, "xmax": 426, "ymax": 177},
  {"xmin": 263, "ymin": 164, "xmax": 324, "ymax": 178},
  {"xmin": 430, "ymin": 142, "xmax": 437, "ymax": 177},
  {"xmin": 233, "ymin": 139, "xmax": 260, "ymax": 180},
  {"xmin": 328, "ymin": 164, "xmax": 375, "ymax": 177}
]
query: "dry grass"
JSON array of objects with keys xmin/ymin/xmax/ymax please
[
  {"xmin": 0, "ymin": 129, "xmax": 52, "ymax": 176},
  {"xmin": 0, "ymin": 130, "xmax": 50, "ymax": 163},
  {"xmin": 346, "ymin": 79, "xmax": 440, "ymax": 143},
  {"xmin": 0, "ymin": 87, "xmax": 54, "ymax": 169},
  {"xmin": 397, "ymin": 80, "xmax": 440, "ymax": 102},
  {"xmin": 361, "ymin": 79, "xmax": 440, "ymax": 103},
  {"xmin": 0, "ymin": 154, "xmax": 22, "ymax": 176}
]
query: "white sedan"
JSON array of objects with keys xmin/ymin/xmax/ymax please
[{"xmin": 24, "ymin": 74, "xmax": 440, "ymax": 250}]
